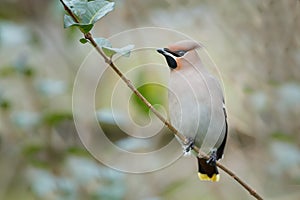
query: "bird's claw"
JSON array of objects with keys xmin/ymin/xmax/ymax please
[
  {"xmin": 206, "ymin": 150, "xmax": 217, "ymax": 166},
  {"xmin": 184, "ymin": 137, "xmax": 194, "ymax": 153}
]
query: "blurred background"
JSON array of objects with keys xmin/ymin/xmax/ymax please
[{"xmin": 0, "ymin": 0, "xmax": 299, "ymax": 199}]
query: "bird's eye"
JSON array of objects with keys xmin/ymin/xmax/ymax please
[
  {"xmin": 163, "ymin": 48, "xmax": 186, "ymax": 57},
  {"xmin": 175, "ymin": 50, "xmax": 186, "ymax": 57}
]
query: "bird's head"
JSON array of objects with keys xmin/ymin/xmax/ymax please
[{"xmin": 157, "ymin": 40, "xmax": 202, "ymax": 71}]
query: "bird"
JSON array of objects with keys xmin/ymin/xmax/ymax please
[{"xmin": 157, "ymin": 40, "xmax": 228, "ymax": 182}]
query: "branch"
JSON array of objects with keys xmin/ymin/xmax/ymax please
[
  {"xmin": 60, "ymin": 1, "xmax": 263, "ymax": 200},
  {"xmin": 86, "ymin": 34, "xmax": 264, "ymax": 200},
  {"xmin": 59, "ymin": 0, "xmax": 80, "ymax": 23},
  {"xmin": 84, "ymin": 33, "xmax": 189, "ymax": 145}
]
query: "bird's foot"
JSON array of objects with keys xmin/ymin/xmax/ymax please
[
  {"xmin": 183, "ymin": 137, "xmax": 194, "ymax": 154},
  {"xmin": 206, "ymin": 150, "xmax": 217, "ymax": 166}
]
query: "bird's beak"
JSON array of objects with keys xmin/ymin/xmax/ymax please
[{"xmin": 156, "ymin": 48, "xmax": 167, "ymax": 56}]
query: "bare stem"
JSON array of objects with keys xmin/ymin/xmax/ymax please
[{"xmin": 60, "ymin": 1, "xmax": 263, "ymax": 200}]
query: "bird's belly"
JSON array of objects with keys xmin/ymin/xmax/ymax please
[
  {"xmin": 169, "ymin": 84, "xmax": 210, "ymax": 144},
  {"xmin": 168, "ymin": 71, "xmax": 225, "ymax": 154}
]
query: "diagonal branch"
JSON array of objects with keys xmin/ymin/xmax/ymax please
[
  {"xmin": 83, "ymin": 32, "xmax": 189, "ymax": 145},
  {"xmin": 60, "ymin": 1, "xmax": 263, "ymax": 200},
  {"xmin": 85, "ymin": 33, "xmax": 264, "ymax": 200},
  {"xmin": 60, "ymin": 0, "xmax": 80, "ymax": 23}
]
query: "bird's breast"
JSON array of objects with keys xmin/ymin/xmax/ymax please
[{"xmin": 168, "ymin": 68, "xmax": 226, "ymax": 153}]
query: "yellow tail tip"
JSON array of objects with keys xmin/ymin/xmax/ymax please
[{"xmin": 198, "ymin": 173, "xmax": 220, "ymax": 182}]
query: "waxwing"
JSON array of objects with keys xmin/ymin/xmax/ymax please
[{"xmin": 157, "ymin": 40, "xmax": 228, "ymax": 182}]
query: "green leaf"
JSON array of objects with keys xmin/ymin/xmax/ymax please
[
  {"xmin": 101, "ymin": 46, "xmax": 116, "ymax": 57},
  {"xmin": 103, "ymin": 44, "xmax": 135, "ymax": 57},
  {"xmin": 64, "ymin": 13, "xmax": 94, "ymax": 33},
  {"xmin": 119, "ymin": 45, "xmax": 135, "ymax": 57},
  {"xmin": 94, "ymin": 37, "xmax": 112, "ymax": 48},
  {"xmin": 94, "ymin": 37, "xmax": 134, "ymax": 57},
  {"xmin": 79, "ymin": 38, "xmax": 89, "ymax": 44},
  {"xmin": 63, "ymin": 0, "xmax": 115, "ymax": 33},
  {"xmin": 63, "ymin": 14, "xmax": 77, "ymax": 28}
]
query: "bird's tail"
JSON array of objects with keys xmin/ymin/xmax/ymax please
[{"xmin": 197, "ymin": 157, "xmax": 220, "ymax": 182}]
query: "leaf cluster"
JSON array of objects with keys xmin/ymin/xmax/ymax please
[{"xmin": 62, "ymin": 0, "xmax": 134, "ymax": 57}]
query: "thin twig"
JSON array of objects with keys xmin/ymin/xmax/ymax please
[
  {"xmin": 60, "ymin": 1, "xmax": 264, "ymax": 200},
  {"xmin": 217, "ymin": 163, "xmax": 262, "ymax": 199}
]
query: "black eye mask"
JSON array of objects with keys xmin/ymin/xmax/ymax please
[{"xmin": 164, "ymin": 48, "xmax": 187, "ymax": 57}]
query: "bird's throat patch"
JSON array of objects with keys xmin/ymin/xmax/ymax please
[{"xmin": 165, "ymin": 55, "xmax": 177, "ymax": 69}]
